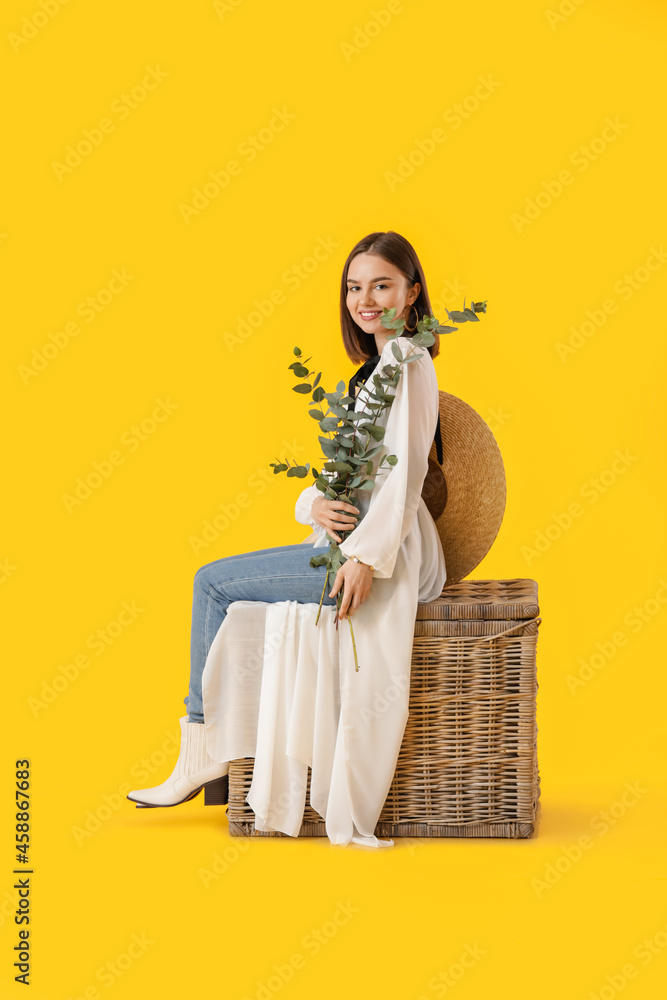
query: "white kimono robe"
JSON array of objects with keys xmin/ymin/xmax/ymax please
[{"xmin": 202, "ymin": 335, "xmax": 447, "ymax": 847}]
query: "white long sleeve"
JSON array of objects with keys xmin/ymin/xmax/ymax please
[
  {"xmin": 338, "ymin": 336, "xmax": 439, "ymax": 579},
  {"xmin": 294, "ymin": 482, "xmax": 322, "ymax": 529}
]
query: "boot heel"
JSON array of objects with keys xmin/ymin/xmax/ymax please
[{"xmin": 204, "ymin": 774, "xmax": 228, "ymax": 806}]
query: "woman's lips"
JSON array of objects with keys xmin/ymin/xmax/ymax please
[{"xmin": 359, "ymin": 311, "xmax": 382, "ymax": 321}]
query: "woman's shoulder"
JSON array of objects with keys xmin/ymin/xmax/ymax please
[{"xmin": 382, "ymin": 335, "xmax": 435, "ymax": 369}]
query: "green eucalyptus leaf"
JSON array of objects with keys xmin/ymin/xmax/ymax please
[
  {"xmin": 329, "ymin": 404, "xmax": 351, "ymax": 419},
  {"xmin": 320, "ymin": 417, "xmax": 340, "ymax": 431},
  {"xmin": 386, "ymin": 454, "xmax": 398, "ymax": 465},
  {"xmin": 360, "ymin": 423, "xmax": 385, "ymax": 440},
  {"xmin": 312, "ymin": 387, "xmax": 325, "ymax": 403},
  {"xmin": 293, "ymin": 346, "xmax": 302, "ymax": 356},
  {"xmin": 366, "ymin": 388, "xmax": 384, "ymax": 406},
  {"xmin": 318, "ymin": 436, "xmax": 338, "ymax": 459},
  {"xmin": 293, "ymin": 383, "xmax": 312, "ymax": 394},
  {"xmin": 323, "ymin": 461, "xmax": 354, "ymax": 473}
]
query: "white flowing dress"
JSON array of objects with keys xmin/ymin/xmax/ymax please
[{"xmin": 202, "ymin": 335, "xmax": 447, "ymax": 848}]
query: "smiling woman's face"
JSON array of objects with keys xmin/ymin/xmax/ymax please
[{"xmin": 346, "ymin": 253, "xmax": 420, "ymax": 343}]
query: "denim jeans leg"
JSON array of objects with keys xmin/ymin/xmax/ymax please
[{"xmin": 184, "ymin": 542, "xmax": 336, "ymax": 723}]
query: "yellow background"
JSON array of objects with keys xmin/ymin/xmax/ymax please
[{"xmin": 2, "ymin": 0, "xmax": 666, "ymax": 996}]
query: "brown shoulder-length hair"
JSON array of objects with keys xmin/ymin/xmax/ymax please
[{"xmin": 339, "ymin": 231, "xmax": 440, "ymax": 365}]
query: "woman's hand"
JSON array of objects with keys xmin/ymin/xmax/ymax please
[
  {"xmin": 311, "ymin": 495, "xmax": 360, "ymax": 544},
  {"xmin": 329, "ymin": 559, "xmax": 373, "ymax": 621}
]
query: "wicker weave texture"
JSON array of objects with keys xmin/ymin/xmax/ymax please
[{"xmin": 227, "ymin": 579, "xmax": 541, "ymax": 839}]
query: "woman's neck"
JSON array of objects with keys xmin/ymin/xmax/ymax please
[{"xmin": 373, "ymin": 333, "xmax": 388, "ymax": 355}]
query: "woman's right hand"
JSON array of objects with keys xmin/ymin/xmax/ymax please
[{"xmin": 311, "ymin": 495, "xmax": 360, "ymax": 544}]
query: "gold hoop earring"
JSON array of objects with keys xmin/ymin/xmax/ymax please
[{"xmin": 404, "ymin": 303, "xmax": 418, "ymax": 332}]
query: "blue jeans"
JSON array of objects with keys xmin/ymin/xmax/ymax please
[{"xmin": 184, "ymin": 543, "xmax": 338, "ymax": 723}]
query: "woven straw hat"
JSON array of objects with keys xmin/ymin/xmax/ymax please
[{"xmin": 421, "ymin": 391, "xmax": 506, "ymax": 585}]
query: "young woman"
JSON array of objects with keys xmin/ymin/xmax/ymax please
[{"xmin": 127, "ymin": 230, "xmax": 447, "ymax": 840}]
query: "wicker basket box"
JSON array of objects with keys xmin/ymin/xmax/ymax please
[{"xmin": 227, "ymin": 578, "xmax": 542, "ymax": 839}]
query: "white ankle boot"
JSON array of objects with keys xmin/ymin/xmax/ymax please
[{"xmin": 127, "ymin": 716, "xmax": 229, "ymax": 808}]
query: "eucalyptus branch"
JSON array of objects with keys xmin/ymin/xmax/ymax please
[{"xmin": 270, "ymin": 297, "xmax": 488, "ymax": 670}]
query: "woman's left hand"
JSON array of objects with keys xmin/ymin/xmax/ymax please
[{"xmin": 329, "ymin": 559, "xmax": 373, "ymax": 621}]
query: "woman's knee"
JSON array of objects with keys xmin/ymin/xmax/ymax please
[
  {"xmin": 194, "ymin": 558, "xmax": 227, "ymax": 590},
  {"xmin": 194, "ymin": 546, "xmax": 268, "ymax": 584}
]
